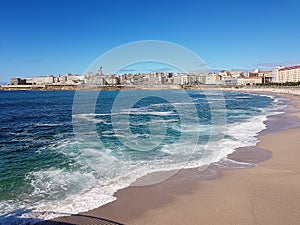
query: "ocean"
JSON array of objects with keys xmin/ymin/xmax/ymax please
[{"xmin": 0, "ymin": 90, "xmax": 286, "ymax": 224}]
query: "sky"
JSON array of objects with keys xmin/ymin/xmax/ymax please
[{"xmin": 1, "ymin": 0, "xmax": 300, "ymax": 81}]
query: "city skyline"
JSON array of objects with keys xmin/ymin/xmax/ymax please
[{"xmin": 1, "ymin": 0, "xmax": 300, "ymax": 81}]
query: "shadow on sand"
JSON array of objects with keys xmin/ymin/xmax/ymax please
[
  {"xmin": 37, "ymin": 214, "xmax": 124, "ymax": 225},
  {"xmin": 0, "ymin": 209, "xmax": 123, "ymax": 225}
]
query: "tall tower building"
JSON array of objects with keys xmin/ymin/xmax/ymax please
[{"xmin": 97, "ymin": 67, "xmax": 103, "ymax": 76}]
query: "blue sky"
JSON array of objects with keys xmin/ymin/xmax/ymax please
[{"xmin": 1, "ymin": 0, "xmax": 300, "ymax": 81}]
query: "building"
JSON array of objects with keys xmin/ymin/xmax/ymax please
[
  {"xmin": 178, "ymin": 73, "xmax": 190, "ymax": 85},
  {"xmin": 229, "ymin": 70, "xmax": 243, "ymax": 79},
  {"xmin": 85, "ymin": 72, "xmax": 94, "ymax": 78},
  {"xmin": 243, "ymin": 69, "xmax": 272, "ymax": 83},
  {"xmin": 204, "ymin": 73, "xmax": 221, "ymax": 85},
  {"xmin": 276, "ymin": 65, "xmax": 300, "ymax": 83},
  {"xmin": 66, "ymin": 74, "xmax": 86, "ymax": 85},
  {"xmin": 104, "ymin": 74, "xmax": 119, "ymax": 85},
  {"xmin": 25, "ymin": 76, "xmax": 54, "ymax": 85},
  {"xmin": 10, "ymin": 78, "xmax": 26, "ymax": 85},
  {"xmin": 216, "ymin": 79, "xmax": 238, "ymax": 86},
  {"xmin": 237, "ymin": 76, "xmax": 263, "ymax": 85},
  {"xmin": 57, "ymin": 75, "xmax": 67, "ymax": 83},
  {"xmin": 271, "ymin": 66, "xmax": 284, "ymax": 83},
  {"xmin": 219, "ymin": 70, "xmax": 229, "ymax": 76},
  {"xmin": 86, "ymin": 75, "xmax": 107, "ymax": 86},
  {"xmin": 258, "ymin": 70, "xmax": 273, "ymax": 83}
]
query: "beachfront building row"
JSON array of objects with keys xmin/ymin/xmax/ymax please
[
  {"xmin": 8, "ymin": 65, "xmax": 300, "ymax": 87},
  {"xmin": 272, "ymin": 65, "xmax": 300, "ymax": 83},
  {"xmin": 10, "ymin": 73, "xmax": 86, "ymax": 86},
  {"xmin": 116, "ymin": 72, "xmax": 221, "ymax": 86},
  {"xmin": 9, "ymin": 71, "xmax": 221, "ymax": 87},
  {"xmin": 217, "ymin": 65, "xmax": 300, "ymax": 85}
]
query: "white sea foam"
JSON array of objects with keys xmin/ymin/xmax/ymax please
[
  {"xmin": 21, "ymin": 113, "xmax": 270, "ymax": 222},
  {"xmin": 119, "ymin": 111, "xmax": 176, "ymax": 116},
  {"xmin": 235, "ymin": 96, "xmax": 252, "ymax": 99},
  {"xmin": 34, "ymin": 123, "xmax": 65, "ymax": 127},
  {"xmin": 73, "ymin": 110, "xmax": 176, "ymax": 118}
]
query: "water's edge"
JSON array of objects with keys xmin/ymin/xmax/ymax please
[
  {"xmin": 38, "ymin": 92, "xmax": 300, "ymax": 225},
  {"xmin": 1, "ymin": 91, "xmax": 297, "ymax": 225}
]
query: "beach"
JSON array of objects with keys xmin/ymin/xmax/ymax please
[
  {"xmin": 3, "ymin": 0, "xmax": 300, "ymax": 224},
  {"xmin": 128, "ymin": 129, "xmax": 300, "ymax": 225},
  {"xmin": 37, "ymin": 89, "xmax": 300, "ymax": 225}
]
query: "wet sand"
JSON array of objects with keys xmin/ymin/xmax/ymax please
[{"xmin": 39, "ymin": 91, "xmax": 300, "ymax": 225}]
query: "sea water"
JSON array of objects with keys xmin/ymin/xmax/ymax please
[{"xmin": 0, "ymin": 90, "xmax": 286, "ymax": 224}]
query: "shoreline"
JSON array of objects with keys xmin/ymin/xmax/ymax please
[
  {"xmin": 1, "ymin": 85, "xmax": 300, "ymax": 92},
  {"xmin": 126, "ymin": 91, "xmax": 300, "ymax": 225},
  {"xmin": 37, "ymin": 89, "xmax": 300, "ymax": 225}
]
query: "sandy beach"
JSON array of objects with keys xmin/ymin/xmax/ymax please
[
  {"xmin": 129, "ymin": 129, "xmax": 300, "ymax": 225},
  {"xmin": 3, "ymin": 1, "xmax": 300, "ymax": 224},
  {"xmin": 40, "ymin": 89, "xmax": 300, "ymax": 225}
]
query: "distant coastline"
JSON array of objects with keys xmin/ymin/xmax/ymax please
[
  {"xmin": 1, "ymin": 84, "xmax": 300, "ymax": 92},
  {"xmin": 0, "ymin": 84, "xmax": 182, "ymax": 91},
  {"xmin": 4, "ymin": 64, "xmax": 300, "ymax": 90}
]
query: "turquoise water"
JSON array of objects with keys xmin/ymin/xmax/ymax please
[{"xmin": 0, "ymin": 90, "xmax": 281, "ymax": 224}]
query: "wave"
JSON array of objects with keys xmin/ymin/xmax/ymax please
[
  {"xmin": 34, "ymin": 123, "xmax": 65, "ymax": 127},
  {"xmin": 5, "ymin": 114, "xmax": 272, "ymax": 223}
]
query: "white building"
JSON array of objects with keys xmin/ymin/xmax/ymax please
[
  {"xmin": 237, "ymin": 77, "xmax": 263, "ymax": 85},
  {"xmin": 25, "ymin": 76, "xmax": 54, "ymax": 85},
  {"xmin": 276, "ymin": 65, "xmax": 300, "ymax": 83},
  {"xmin": 272, "ymin": 66, "xmax": 285, "ymax": 83}
]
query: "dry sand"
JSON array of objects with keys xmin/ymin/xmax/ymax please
[{"xmin": 40, "ymin": 91, "xmax": 300, "ymax": 225}]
